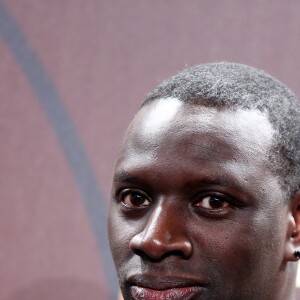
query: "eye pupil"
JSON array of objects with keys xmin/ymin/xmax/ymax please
[
  {"xmin": 209, "ymin": 196, "xmax": 225, "ymax": 209},
  {"xmin": 130, "ymin": 194, "xmax": 144, "ymax": 206}
]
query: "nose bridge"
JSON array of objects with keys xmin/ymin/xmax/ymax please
[
  {"xmin": 129, "ymin": 200, "xmax": 192, "ymax": 260},
  {"xmin": 144, "ymin": 202, "xmax": 179, "ymax": 241}
]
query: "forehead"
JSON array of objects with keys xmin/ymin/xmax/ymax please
[{"xmin": 119, "ymin": 98, "xmax": 275, "ymax": 165}]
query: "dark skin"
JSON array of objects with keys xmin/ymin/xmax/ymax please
[{"xmin": 109, "ymin": 98, "xmax": 300, "ymax": 300}]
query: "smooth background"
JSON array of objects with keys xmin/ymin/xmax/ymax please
[{"xmin": 1, "ymin": 1, "xmax": 300, "ymax": 299}]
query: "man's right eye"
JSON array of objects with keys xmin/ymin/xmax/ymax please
[{"xmin": 120, "ymin": 190, "xmax": 152, "ymax": 208}]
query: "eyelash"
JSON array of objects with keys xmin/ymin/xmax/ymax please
[
  {"xmin": 193, "ymin": 193, "xmax": 236, "ymax": 215},
  {"xmin": 192, "ymin": 192, "xmax": 241, "ymax": 217},
  {"xmin": 118, "ymin": 189, "xmax": 152, "ymax": 209}
]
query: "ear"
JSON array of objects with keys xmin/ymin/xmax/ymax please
[{"xmin": 285, "ymin": 189, "xmax": 300, "ymax": 262}]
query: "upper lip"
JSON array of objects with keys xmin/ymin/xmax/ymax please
[{"xmin": 127, "ymin": 274, "xmax": 209, "ymax": 290}]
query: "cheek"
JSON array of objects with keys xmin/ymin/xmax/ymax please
[
  {"xmin": 108, "ymin": 209, "xmax": 138, "ymax": 268},
  {"xmin": 190, "ymin": 212, "xmax": 285, "ymax": 284}
]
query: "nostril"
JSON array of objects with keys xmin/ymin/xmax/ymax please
[
  {"xmin": 131, "ymin": 248, "xmax": 154, "ymax": 261},
  {"xmin": 160, "ymin": 250, "xmax": 188, "ymax": 260},
  {"xmin": 129, "ymin": 232, "xmax": 193, "ymax": 261},
  {"xmin": 132, "ymin": 247, "xmax": 169, "ymax": 261},
  {"xmin": 132, "ymin": 249, "xmax": 187, "ymax": 262}
]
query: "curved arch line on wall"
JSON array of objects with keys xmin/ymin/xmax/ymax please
[{"xmin": 0, "ymin": 2, "xmax": 118, "ymax": 299}]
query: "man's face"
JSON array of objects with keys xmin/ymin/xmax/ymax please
[{"xmin": 109, "ymin": 98, "xmax": 290, "ymax": 300}]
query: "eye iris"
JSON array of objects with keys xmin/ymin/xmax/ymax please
[
  {"xmin": 128, "ymin": 193, "xmax": 145, "ymax": 207},
  {"xmin": 130, "ymin": 194, "xmax": 144, "ymax": 206},
  {"xmin": 209, "ymin": 196, "xmax": 226, "ymax": 209}
]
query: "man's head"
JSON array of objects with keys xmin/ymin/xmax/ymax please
[{"xmin": 109, "ymin": 62, "xmax": 300, "ymax": 300}]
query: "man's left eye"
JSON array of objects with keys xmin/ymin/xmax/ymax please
[{"xmin": 195, "ymin": 195, "xmax": 230, "ymax": 210}]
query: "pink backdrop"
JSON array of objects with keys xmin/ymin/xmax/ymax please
[{"xmin": 1, "ymin": 1, "xmax": 300, "ymax": 299}]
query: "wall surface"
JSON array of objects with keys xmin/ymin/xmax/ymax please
[{"xmin": 1, "ymin": 1, "xmax": 300, "ymax": 299}]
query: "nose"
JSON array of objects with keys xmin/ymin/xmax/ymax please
[{"xmin": 129, "ymin": 203, "xmax": 193, "ymax": 261}]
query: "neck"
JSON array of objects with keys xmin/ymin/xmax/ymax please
[{"xmin": 275, "ymin": 263, "xmax": 297, "ymax": 300}]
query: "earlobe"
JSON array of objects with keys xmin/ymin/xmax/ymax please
[
  {"xmin": 294, "ymin": 250, "xmax": 300, "ymax": 260},
  {"xmin": 285, "ymin": 189, "xmax": 300, "ymax": 262}
]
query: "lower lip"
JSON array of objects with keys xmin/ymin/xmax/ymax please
[{"xmin": 131, "ymin": 285, "xmax": 204, "ymax": 300}]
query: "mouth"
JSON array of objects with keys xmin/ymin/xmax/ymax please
[
  {"xmin": 128, "ymin": 275, "xmax": 207, "ymax": 300},
  {"xmin": 131, "ymin": 285, "xmax": 204, "ymax": 300}
]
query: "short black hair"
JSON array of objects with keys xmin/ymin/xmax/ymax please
[{"xmin": 143, "ymin": 62, "xmax": 300, "ymax": 200}]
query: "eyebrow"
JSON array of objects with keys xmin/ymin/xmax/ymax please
[
  {"xmin": 184, "ymin": 177, "xmax": 231, "ymax": 188},
  {"xmin": 113, "ymin": 170, "xmax": 241, "ymax": 190},
  {"xmin": 113, "ymin": 171, "xmax": 142, "ymax": 184}
]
